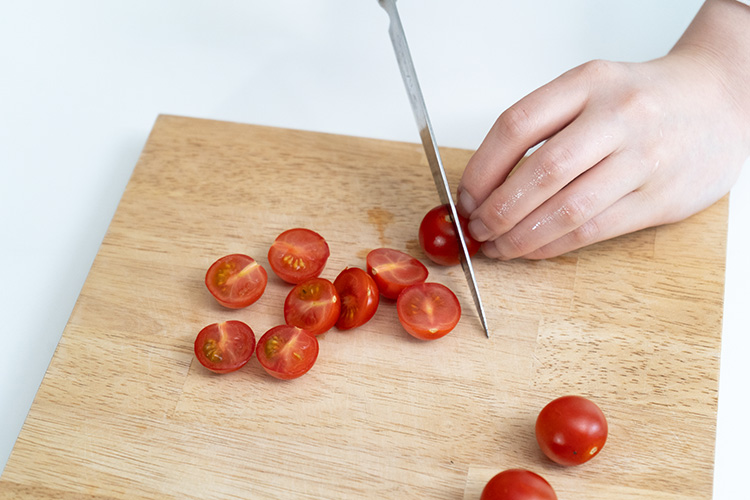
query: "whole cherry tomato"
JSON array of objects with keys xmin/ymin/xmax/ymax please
[
  {"xmin": 418, "ymin": 204, "xmax": 481, "ymax": 266},
  {"xmin": 480, "ymin": 469, "xmax": 557, "ymax": 500},
  {"xmin": 535, "ymin": 395, "xmax": 608, "ymax": 466}
]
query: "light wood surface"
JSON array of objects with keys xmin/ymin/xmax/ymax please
[{"xmin": 0, "ymin": 115, "xmax": 728, "ymax": 499}]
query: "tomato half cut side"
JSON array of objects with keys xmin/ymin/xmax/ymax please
[
  {"xmin": 284, "ymin": 277, "xmax": 341, "ymax": 335},
  {"xmin": 256, "ymin": 325, "xmax": 319, "ymax": 380},
  {"xmin": 396, "ymin": 282, "xmax": 461, "ymax": 340},
  {"xmin": 334, "ymin": 267, "xmax": 380, "ymax": 330},
  {"xmin": 366, "ymin": 248, "xmax": 428, "ymax": 300},
  {"xmin": 419, "ymin": 204, "xmax": 481, "ymax": 266},
  {"xmin": 205, "ymin": 254, "xmax": 268, "ymax": 308},
  {"xmin": 480, "ymin": 469, "xmax": 557, "ymax": 500},
  {"xmin": 194, "ymin": 321, "xmax": 256, "ymax": 374},
  {"xmin": 535, "ymin": 395, "xmax": 608, "ymax": 466},
  {"xmin": 268, "ymin": 228, "xmax": 330, "ymax": 284}
]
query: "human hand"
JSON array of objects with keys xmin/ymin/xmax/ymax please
[{"xmin": 457, "ymin": 0, "xmax": 750, "ymax": 260}]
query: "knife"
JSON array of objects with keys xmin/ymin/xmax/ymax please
[{"xmin": 378, "ymin": 0, "xmax": 490, "ymax": 338}]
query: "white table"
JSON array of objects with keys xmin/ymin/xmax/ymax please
[{"xmin": 1, "ymin": 2, "xmax": 746, "ymax": 497}]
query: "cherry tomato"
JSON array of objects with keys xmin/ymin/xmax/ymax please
[
  {"xmin": 366, "ymin": 248, "xmax": 428, "ymax": 300},
  {"xmin": 334, "ymin": 267, "xmax": 380, "ymax": 330},
  {"xmin": 480, "ymin": 469, "xmax": 557, "ymax": 500},
  {"xmin": 419, "ymin": 204, "xmax": 481, "ymax": 266},
  {"xmin": 284, "ymin": 277, "xmax": 340, "ymax": 335},
  {"xmin": 256, "ymin": 325, "xmax": 319, "ymax": 380},
  {"xmin": 396, "ymin": 282, "xmax": 461, "ymax": 340},
  {"xmin": 205, "ymin": 254, "xmax": 267, "ymax": 308},
  {"xmin": 535, "ymin": 395, "xmax": 608, "ymax": 466},
  {"xmin": 194, "ymin": 321, "xmax": 256, "ymax": 374},
  {"xmin": 268, "ymin": 228, "xmax": 330, "ymax": 284}
]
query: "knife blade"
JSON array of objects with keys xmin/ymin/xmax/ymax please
[{"xmin": 378, "ymin": 0, "xmax": 490, "ymax": 338}]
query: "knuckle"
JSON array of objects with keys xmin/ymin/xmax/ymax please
[
  {"xmin": 533, "ymin": 145, "xmax": 576, "ymax": 188},
  {"xmin": 486, "ymin": 197, "xmax": 520, "ymax": 235},
  {"xmin": 558, "ymin": 191, "xmax": 597, "ymax": 227},
  {"xmin": 496, "ymin": 105, "xmax": 535, "ymax": 143},
  {"xmin": 577, "ymin": 59, "xmax": 620, "ymax": 83},
  {"xmin": 500, "ymin": 230, "xmax": 529, "ymax": 258},
  {"xmin": 618, "ymin": 87, "xmax": 662, "ymax": 122},
  {"xmin": 569, "ymin": 218, "xmax": 601, "ymax": 245}
]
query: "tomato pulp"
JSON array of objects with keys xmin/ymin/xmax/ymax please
[
  {"xmin": 256, "ymin": 325, "xmax": 319, "ymax": 380},
  {"xmin": 334, "ymin": 267, "xmax": 380, "ymax": 330},
  {"xmin": 366, "ymin": 248, "xmax": 428, "ymax": 300},
  {"xmin": 268, "ymin": 228, "xmax": 330, "ymax": 284},
  {"xmin": 396, "ymin": 282, "xmax": 461, "ymax": 340},
  {"xmin": 535, "ymin": 395, "xmax": 608, "ymax": 466},
  {"xmin": 284, "ymin": 277, "xmax": 340, "ymax": 335},
  {"xmin": 194, "ymin": 321, "xmax": 256, "ymax": 374},
  {"xmin": 205, "ymin": 254, "xmax": 267, "ymax": 308},
  {"xmin": 418, "ymin": 204, "xmax": 481, "ymax": 266}
]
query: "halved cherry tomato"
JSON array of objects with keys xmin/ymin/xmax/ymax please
[
  {"xmin": 194, "ymin": 321, "xmax": 256, "ymax": 374},
  {"xmin": 334, "ymin": 267, "xmax": 379, "ymax": 330},
  {"xmin": 396, "ymin": 282, "xmax": 461, "ymax": 340},
  {"xmin": 284, "ymin": 277, "xmax": 340, "ymax": 335},
  {"xmin": 535, "ymin": 395, "xmax": 608, "ymax": 466},
  {"xmin": 419, "ymin": 204, "xmax": 481, "ymax": 266},
  {"xmin": 480, "ymin": 469, "xmax": 557, "ymax": 500},
  {"xmin": 366, "ymin": 248, "xmax": 428, "ymax": 300},
  {"xmin": 268, "ymin": 228, "xmax": 330, "ymax": 284},
  {"xmin": 256, "ymin": 325, "xmax": 319, "ymax": 380},
  {"xmin": 205, "ymin": 254, "xmax": 267, "ymax": 308}
]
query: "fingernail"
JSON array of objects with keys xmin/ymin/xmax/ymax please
[
  {"xmin": 457, "ymin": 189, "xmax": 477, "ymax": 217},
  {"xmin": 468, "ymin": 217, "xmax": 491, "ymax": 242}
]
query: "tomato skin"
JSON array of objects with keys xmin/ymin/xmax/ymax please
[
  {"xmin": 268, "ymin": 228, "xmax": 330, "ymax": 284},
  {"xmin": 396, "ymin": 282, "xmax": 461, "ymax": 340},
  {"xmin": 480, "ymin": 469, "xmax": 557, "ymax": 500},
  {"xmin": 334, "ymin": 267, "xmax": 380, "ymax": 330},
  {"xmin": 535, "ymin": 395, "xmax": 608, "ymax": 466},
  {"xmin": 205, "ymin": 254, "xmax": 268, "ymax": 308},
  {"xmin": 194, "ymin": 321, "xmax": 256, "ymax": 374},
  {"xmin": 418, "ymin": 204, "xmax": 481, "ymax": 266},
  {"xmin": 284, "ymin": 277, "xmax": 341, "ymax": 336},
  {"xmin": 256, "ymin": 325, "xmax": 319, "ymax": 380},
  {"xmin": 366, "ymin": 248, "xmax": 428, "ymax": 300}
]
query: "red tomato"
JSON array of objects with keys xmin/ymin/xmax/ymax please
[
  {"xmin": 480, "ymin": 469, "xmax": 557, "ymax": 500},
  {"xmin": 194, "ymin": 321, "xmax": 256, "ymax": 374},
  {"xmin": 366, "ymin": 248, "xmax": 428, "ymax": 300},
  {"xmin": 419, "ymin": 204, "xmax": 481, "ymax": 266},
  {"xmin": 535, "ymin": 395, "xmax": 608, "ymax": 466},
  {"xmin": 334, "ymin": 267, "xmax": 380, "ymax": 330},
  {"xmin": 396, "ymin": 282, "xmax": 461, "ymax": 340},
  {"xmin": 284, "ymin": 277, "xmax": 341, "ymax": 335},
  {"xmin": 256, "ymin": 325, "xmax": 319, "ymax": 380},
  {"xmin": 268, "ymin": 228, "xmax": 330, "ymax": 284},
  {"xmin": 205, "ymin": 254, "xmax": 267, "ymax": 308}
]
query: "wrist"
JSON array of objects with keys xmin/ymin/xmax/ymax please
[{"xmin": 670, "ymin": 0, "xmax": 750, "ymax": 136}]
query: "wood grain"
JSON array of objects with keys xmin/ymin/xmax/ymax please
[{"xmin": 0, "ymin": 115, "xmax": 728, "ymax": 499}]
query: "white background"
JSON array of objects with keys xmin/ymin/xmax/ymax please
[{"xmin": 1, "ymin": 1, "xmax": 747, "ymax": 497}]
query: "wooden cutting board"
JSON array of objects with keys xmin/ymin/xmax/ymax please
[{"xmin": 1, "ymin": 115, "xmax": 727, "ymax": 499}]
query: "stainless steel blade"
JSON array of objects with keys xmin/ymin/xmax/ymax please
[{"xmin": 378, "ymin": 0, "xmax": 490, "ymax": 338}]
